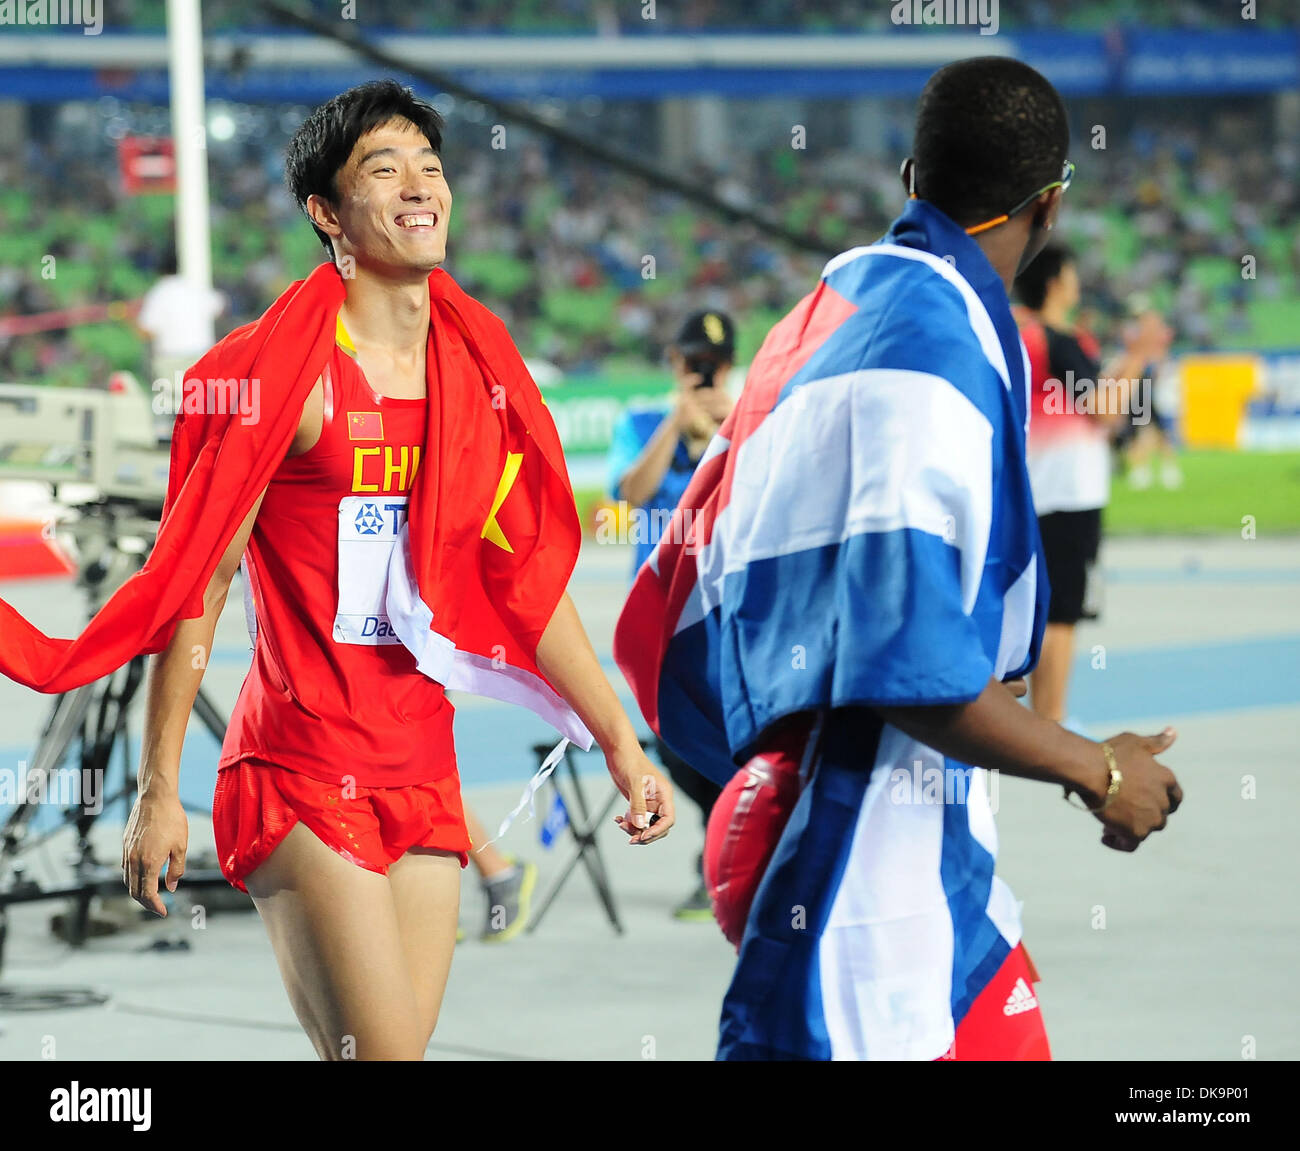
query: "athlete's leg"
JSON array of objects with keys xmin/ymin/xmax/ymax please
[
  {"xmin": 386, "ymin": 847, "xmax": 461, "ymax": 1045},
  {"xmin": 463, "ymin": 805, "xmax": 510, "ymax": 880},
  {"xmin": 1029, "ymin": 621, "xmax": 1074, "ymax": 723},
  {"xmin": 1126, "ymin": 423, "xmax": 1157, "ymax": 487},
  {"xmin": 244, "ymin": 822, "xmax": 426, "ymax": 1061}
]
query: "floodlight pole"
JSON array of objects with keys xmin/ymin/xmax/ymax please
[{"xmin": 166, "ymin": 0, "xmax": 215, "ymax": 348}]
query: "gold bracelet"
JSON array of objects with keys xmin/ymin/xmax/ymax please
[{"xmin": 1064, "ymin": 742, "xmax": 1122, "ymax": 813}]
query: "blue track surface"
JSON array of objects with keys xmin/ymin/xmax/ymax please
[{"xmin": 5, "ymin": 634, "xmax": 1297, "ymax": 828}]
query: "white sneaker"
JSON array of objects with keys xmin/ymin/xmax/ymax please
[
  {"xmin": 1160, "ymin": 462, "xmax": 1183, "ymax": 489},
  {"xmin": 1128, "ymin": 464, "xmax": 1153, "ymax": 490}
]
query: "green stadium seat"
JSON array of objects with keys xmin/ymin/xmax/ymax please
[
  {"xmin": 1262, "ymin": 226, "xmax": 1294, "ymax": 270},
  {"xmin": 453, "ymin": 250, "xmax": 533, "ymax": 297},
  {"xmin": 1186, "ymin": 256, "xmax": 1237, "ymax": 293},
  {"xmin": 70, "ymin": 324, "xmax": 147, "ymax": 372},
  {"xmin": 106, "ymin": 264, "xmax": 151, "ymax": 300},
  {"xmin": 736, "ymin": 310, "xmax": 783, "ymax": 365},
  {"xmin": 0, "ymin": 188, "xmax": 32, "ymax": 226},
  {"xmin": 640, "ymin": 273, "xmax": 683, "ymax": 302},
  {"xmin": 1246, "ymin": 299, "xmax": 1300, "ymax": 349},
  {"xmin": 524, "ymin": 188, "xmax": 564, "ymax": 234},
  {"xmin": 1099, "ymin": 210, "xmax": 1138, "ymax": 279},
  {"xmin": 80, "ymin": 216, "xmax": 121, "ymax": 258},
  {"xmin": 45, "ymin": 263, "xmax": 99, "ymax": 307},
  {"xmin": 543, "ymin": 287, "xmax": 619, "ymax": 336}
]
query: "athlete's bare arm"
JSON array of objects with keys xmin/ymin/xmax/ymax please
[
  {"xmin": 876, "ymin": 678, "xmax": 1182, "ymax": 852},
  {"xmin": 617, "ymin": 385, "xmax": 718, "ymax": 506},
  {"xmin": 123, "ymin": 381, "xmax": 321, "ymax": 914},
  {"xmin": 616, "ymin": 408, "xmax": 686, "ymax": 506},
  {"xmin": 535, "ymin": 593, "xmax": 675, "ymax": 844}
]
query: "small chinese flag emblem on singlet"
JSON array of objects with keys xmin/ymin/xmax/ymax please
[{"xmin": 348, "ymin": 411, "xmax": 384, "ymax": 440}]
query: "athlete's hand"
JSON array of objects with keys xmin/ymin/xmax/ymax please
[
  {"xmin": 1092, "ymin": 728, "xmax": 1182, "ymax": 852},
  {"xmin": 122, "ymin": 789, "xmax": 189, "ymax": 916},
  {"xmin": 694, "ymin": 384, "xmax": 735, "ymax": 426},
  {"xmin": 608, "ymin": 743, "xmax": 675, "ymax": 845},
  {"xmin": 674, "ymin": 386, "xmax": 724, "ymax": 440},
  {"xmin": 1124, "ymin": 310, "xmax": 1173, "ymax": 363}
]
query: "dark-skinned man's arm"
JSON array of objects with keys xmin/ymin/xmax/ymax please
[{"xmin": 876, "ymin": 677, "xmax": 1182, "ymax": 852}]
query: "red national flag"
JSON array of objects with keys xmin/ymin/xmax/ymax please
[
  {"xmin": 0, "ymin": 263, "xmax": 589, "ymax": 747},
  {"xmin": 347, "ymin": 411, "xmax": 383, "ymax": 440}
]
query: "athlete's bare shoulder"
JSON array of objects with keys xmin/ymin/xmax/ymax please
[{"xmin": 288, "ymin": 374, "xmax": 325, "ymax": 457}]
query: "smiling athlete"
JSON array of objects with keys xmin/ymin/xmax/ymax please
[{"xmin": 0, "ymin": 79, "xmax": 674, "ymax": 1060}]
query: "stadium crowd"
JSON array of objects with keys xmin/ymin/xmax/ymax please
[
  {"xmin": 78, "ymin": 0, "xmax": 1300, "ymax": 33},
  {"xmin": 1, "ymin": 91, "xmax": 1296, "ymax": 389}
]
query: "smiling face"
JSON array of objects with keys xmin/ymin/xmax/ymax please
[{"xmin": 306, "ymin": 117, "xmax": 452, "ymax": 277}]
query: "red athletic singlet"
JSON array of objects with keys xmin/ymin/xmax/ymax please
[{"xmin": 219, "ymin": 317, "xmax": 457, "ymax": 788}]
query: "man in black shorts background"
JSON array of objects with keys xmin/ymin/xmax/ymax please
[{"xmin": 1015, "ymin": 245, "xmax": 1169, "ymax": 725}]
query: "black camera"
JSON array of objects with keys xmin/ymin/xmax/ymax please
[{"xmin": 686, "ymin": 355, "xmax": 718, "ymax": 389}]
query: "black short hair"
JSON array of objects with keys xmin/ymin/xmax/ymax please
[
  {"xmin": 913, "ymin": 56, "xmax": 1069, "ymax": 230},
  {"xmin": 284, "ymin": 79, "xmax": 445, "ymax": 261},
  {"xmin": 1015, "ymin": 242, "xmax": 1074, "ymax": 309}
]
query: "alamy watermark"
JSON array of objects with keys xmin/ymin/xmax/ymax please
[
  {"xmin": 594, "ymin": 501, "xmax": 702, "ymax": 555},
  {"xmin": 1040, "ymin": 371, "xmax": 1151, "ymax": 426},
  {"xmin": 888, "ymin": 761, "xmax": 1001, "ymax": 813},
  {"xmin": 152, "ymin": 372, "xmax": 261, "ymax": 425},
  {"xmin": 0, "ymin": 0, "xmax": 102, "ymax": 35},
  {"xmin": 890, "ymin": 0, "xmax": 998, "ymax": 36},
  {"xmin": 1, "ymin": 763, "xmax": 103, "ymax": 815},
  {"xmin": 49, "ymin": 1083, "xmax": 150, "ymax": 1131}
]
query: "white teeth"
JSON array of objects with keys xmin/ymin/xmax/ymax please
[{"xmin": 399, "ymin": 214, "xmax": 436, "ymax": 228}]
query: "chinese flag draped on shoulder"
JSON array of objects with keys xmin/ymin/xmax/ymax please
[{"xmin": 0, "ymin": 262, "xmax": 592, "ymax": 749}]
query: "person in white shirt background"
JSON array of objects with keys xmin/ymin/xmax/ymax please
[{"xmin": 133, "ymin": 242, "xmax": 227, "ymax": 440}]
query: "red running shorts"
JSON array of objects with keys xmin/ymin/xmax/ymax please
[
  {"xmin": 937, "ymin": 944, "xmax": 1052, "ymax": 1061},
  {"xmin": 213, "ymin": 758, "xmax": 471, "ymax": 894}
]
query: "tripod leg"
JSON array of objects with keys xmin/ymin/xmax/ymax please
[
  {"xmin": 562, "ymin": 759, "xmax": 625, "ymax": 933},
  {"xmin": 27, "ymin": 686, "xmax": 96, "ymax": 778},
  {"xmin": 574, "ymin": 790, "xmax": 626, "ymax": 934},
  {"xmin": 62, "ymin": 658, "xmax": 146, "ymax": 946},
  {"xmin": 524, "ymin": 782, "xmax": 584, "ymax": 933},
  {"xmin": 1, "ymin": 686, "xmax": 96, "ymax": 860},
  {"xmin": 527, "ymin": 786, "xmax": 626, "ymax": 936},
  {"xmin": 68, "ymin": 887, "xmax": 95, "ymax": 950},
  {"xmin": 75, "ymin": 658, "xmax": 146, "ymax": 865}
]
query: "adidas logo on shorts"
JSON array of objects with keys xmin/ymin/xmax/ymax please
[{"xmin": 1002, "ymin": 977, "xmax": 1039, "ymax": 1016}]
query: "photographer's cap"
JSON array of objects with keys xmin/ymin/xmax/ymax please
[{"xmin": 675, "ymin": 310, "xmax": 736, "ymax": 358}]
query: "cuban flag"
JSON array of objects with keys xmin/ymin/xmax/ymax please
[{"xmin": 613, "ymin": 198, "xmax": 1051, "ymax": 1060}]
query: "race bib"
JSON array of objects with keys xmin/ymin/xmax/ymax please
[{"xmin": 334, "ymin": 495, "xmax": 409, "ymax": 645}]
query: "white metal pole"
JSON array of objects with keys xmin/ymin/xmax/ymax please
[{"xmin": 166, "ymin": 0, "xmax": 214, "ymax": 348}]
